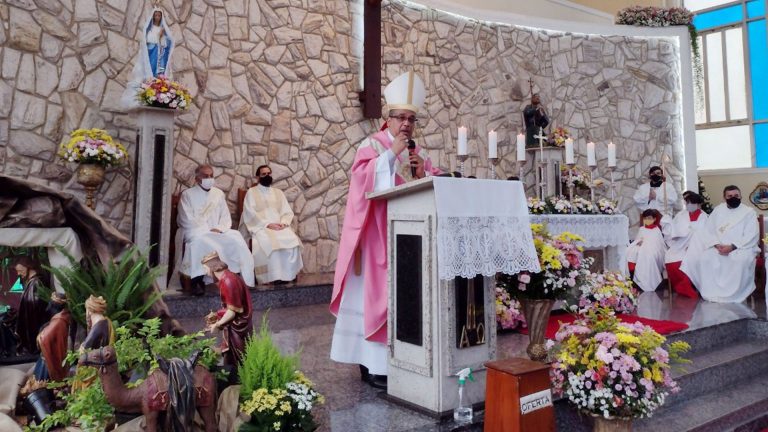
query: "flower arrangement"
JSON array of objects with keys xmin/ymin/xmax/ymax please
[
  {"xmin": 597, "ymin": 198, "xmax": 618, "ymax": 215},
  {"xmin": 546, "ymin": 196, "xmax": 572, "ymax": 214},
  {"xmin": 498, "ymin": 223, "xmax": 593, "ymax": 300},
  {"xmin": 495, "ymin": 286, "xmax": 525, "ymax": 330},
  {"xmin": 571, "ymin": 196, "xmax": 595, "ymax": 215},
  {"xmin": 550, "ymin": 309, "xmax": 690, "ymax": 419},
  {"xmin": 549, "ymin": 127, "xmax": 571, "ymax": 147},
  {"xmin": 137, "ymin": 75, "xmax": 192, "ymax": 110},
  {"xmin": 57, "ymin": 128, "xmax": 128, "ymax": 167},
  {"xmin": 238, "ymin": 317, "xmax": 323, "ymax": 432},
  {"xmin": 574, "ymin": 271, "xmax": 638, "ymax": 314},
  {"xmin": 561, "ymin": 165, "xmax": 590, "ymax": 189},
  {"xmin": 527, "ymin": 196, "xmax": 547, "ymax": 215}
]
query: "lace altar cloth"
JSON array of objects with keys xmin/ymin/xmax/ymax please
[
  {"xmin": 530, "ymin": 214, "xmax": 630, "ymax": 272},
  {"xmin": 433, "ymin": 178, "xmax": 540, "ymax": 280}
]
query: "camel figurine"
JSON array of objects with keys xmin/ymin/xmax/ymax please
[{"xmin": 79, "ymin": 346, "xmax": 217, "ymax": 432}]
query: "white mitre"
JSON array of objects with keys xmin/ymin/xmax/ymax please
[{"xmin": 383, "ymin": 71, "xmax": 426, "ymax": 114}]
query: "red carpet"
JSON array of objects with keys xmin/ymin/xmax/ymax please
[{"xmin": 519, "ymin": 312, "xmax": 689, "ymax": 339}]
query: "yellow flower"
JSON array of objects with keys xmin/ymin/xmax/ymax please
[
  {"xmin": 273, "ymin": 422, "xmax": 281, "ymax": 430},
  {"xmin": 616, "ymin": 332, "xmax": 640, "ymax": 345},
  {"xmin": 530, "ymin": 223, "xmax": 545, "ymax": 235}
]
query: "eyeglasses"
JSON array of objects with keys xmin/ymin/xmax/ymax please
[{"xmin": 389, "ymin": 115, "xmax": 418, "ymax": 124}]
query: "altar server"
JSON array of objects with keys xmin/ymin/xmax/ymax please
[
  {"xmin": 178, "ymin": 164, "xmax": 255, "ymax": 294},
  {"xmin": 663, "ymin": 192, "xmax": 708, "ymax": 298},
  {"xmin": 627, "ymin": 209, "xmax": 667, "ymax": 292},
  {"xmin": 633, "ymin": 166, "xmax": 678, "ymax": 217},
  {"xmin": 329, "ymin": 71, "xmax": 441, "ymax": 390},
  {"xmin": 239, "ymin": 164, "xmax": 303, "ymax": 284},
  {"xmin": 682, "ymin": 186, "xmax": 759, "ymax": 303}
]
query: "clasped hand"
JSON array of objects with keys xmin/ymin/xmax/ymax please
[
  {"xmin": 715, "ymin": 244, "xmax": 735, "ymax": 255},
  {"xmin": 267, "ymin": 223, "xmax": 287, "ymax": 230}
]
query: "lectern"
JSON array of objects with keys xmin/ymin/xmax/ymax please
[{"xmin": 367, "ymin": 177, "xmax": 539, "ymax": 417}]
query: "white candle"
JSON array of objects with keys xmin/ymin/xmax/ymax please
[
  {"xmin": 608, "ymin": 142, "xmax": 617, "ymax": 167},
  {"xmin": 516, "ymin": 133, "xmax": 525, "ymax": 161},
  {"xmin": 587, "ymin": 141, "xmax": 596, "ymax": 166},
  {"xmin": 565, "ymin": 138, "xmax": 574, "ymax": 164},
  {"xmin": 488, "ymin": 130, "xmax": 497, "ymax": 158},
  {"xmin": 458, "ymin": 126, "xmax": 467, "ymax": 156}
]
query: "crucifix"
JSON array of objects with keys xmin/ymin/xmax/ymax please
[{"xmin": 534, "ymin": 127, "xmax": 548, "ymax": 199}]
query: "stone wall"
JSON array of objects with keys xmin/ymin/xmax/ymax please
[{"xmin": 0, "ymin": 0, "xmax": 685, "ymax": 274}]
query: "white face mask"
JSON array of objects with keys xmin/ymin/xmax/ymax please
[
  {"xmin": 200, "ymin": 178, "xmax": 215, "ymax": 190},
  {"xmin": 685, "ymin": 203, "xmax": 699, "ymax": 213}
]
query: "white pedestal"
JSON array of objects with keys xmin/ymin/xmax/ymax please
[
  {"xmin": 132, "ymin": 107, "xmax": 176, "ymax": 290},
  {"xmin": 527, "ymin": 146, "xmax": 564, "ymax": 198}
]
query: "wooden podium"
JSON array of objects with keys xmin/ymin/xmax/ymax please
[
  {"xmin": 484, "ymin": 358, "xmax": 555, "ymax": 432},
  {"xmin": 367, "ymin": 177, "xmax": 538, "ymax": 417}
]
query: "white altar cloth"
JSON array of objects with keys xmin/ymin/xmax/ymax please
[
  {"xmin": 529, "ymin": 214, "xmax": 630, "ymax": 273},
  {"xmin": 432, "ymin": 177, "xmax": 540, "ymax": 280}
]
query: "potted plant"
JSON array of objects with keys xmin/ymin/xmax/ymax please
[
  {"xmin": 57, "ymin": 128, "xmax": 128, "ymax": 209},
  {"xmin": 237, "ymin": 317, "xmax": 323, "ymax": 432},
  {"xmin": 137, "ymin": 75, "xmax": 192, "ymax": 110},
  {"xmin": 497, "ymin": 223, "xmax": 593, "ymax": 360},
  {"xmin": 550, "ymin": 309, "xmax": 690, "ymax": 431}
]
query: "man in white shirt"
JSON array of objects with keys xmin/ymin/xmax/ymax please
[
  {"xmin": 239, "ymin": 165, "xmax": 303, "ymax": 285},
  {"xmin": 633, "ymin": 165, "xmax": 678, "ymax": 217},
  {"xmin": 663, "ymin": 191, "xmax": 708, "ymax": 298},
  {"xmin": 681, "ymin": 185, "xmax": 759, "ymax": 303},
  {"xmin": 178, "ymin": 165, "xmax": 255, "ymax": 295}
]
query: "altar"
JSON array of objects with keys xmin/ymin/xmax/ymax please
[{"xmin": 529, "ymin": 214, "xmax": 629, "ymax": 274}]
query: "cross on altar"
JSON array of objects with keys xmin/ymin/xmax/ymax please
[{"xmin": 534, "ymin": 127, "xmax": 547, "ymax": 148}]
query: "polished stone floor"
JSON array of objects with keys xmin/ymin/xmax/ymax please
[{"xmin": 176, "ymin": 290, "xmax": 766, "ymax": 432}]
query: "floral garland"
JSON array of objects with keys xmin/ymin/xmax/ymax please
[
  {"xmin": 616, "ymin": 6, "xmax": 702, "ymax": 101},
  {"xmin": 495, "ymin": 286, "xmax": 525, "ymax": 330},
  {"xmin": 550, "ymin": 309, "xmax": 690, "ymax": 419},
  {"xmin": 573, "ymin": 271, "xmax": 638, "ymax": 314},
  {"xmin": 549, "ymin": 127, "xmax": 570, "ymax": 147},
  {"xmin": 137, "ymin": 75, "xmax": 192, "ymax": 110},
  {"xmin": 58, "ymin": 128, "xmax": 128, "ymax": 167}
]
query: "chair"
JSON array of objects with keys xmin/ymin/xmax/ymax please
[{"xmin": 168, "ymin": 191, "xmax": 192, "ymax": 292}]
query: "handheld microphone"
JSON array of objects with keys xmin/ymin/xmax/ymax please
[{"xmin": 407, "ymin": 139, "xmax": 416, "ymax": 178}]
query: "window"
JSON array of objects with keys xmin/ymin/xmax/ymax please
[{"xmin": 686, "ymin": 0, "xmax": 768, "ymax": 170}]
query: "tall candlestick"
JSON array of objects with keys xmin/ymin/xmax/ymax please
[
  {"xmin": 565, "ymin": 138, "xmax": 574, "ymax": 164},
  {"xmin": 587, "ymin": 141, "xmax": 596, "ymax": 166},
  {"xmin": 458, "ymin": 126, "xmax": 468, "ymax": 156},
  {"xmin": 608, "ymin": 141, "xmax": 617, "ymax": 167},
  {"xmin": 516, "ymin": 133, "xmax": 525, "ymax": 161},
  {"xmin": 488, "ymin": 130, "xmax": 497, "ymax": 159}
]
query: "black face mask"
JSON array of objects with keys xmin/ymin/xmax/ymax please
[
  {"xmin": 259, "ymin": 175, "xmax": 273, "ymax": 187},
  {"xmin": 726, "ymin": 197, "xmax": 741, "ymax": 208},
  {"xmin": 649, "ymin": 174, "xmax": 662, "ymax": 186}
]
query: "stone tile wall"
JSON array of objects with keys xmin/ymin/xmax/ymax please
[{"xmin": 0, "ymin": 0, "xmax": 685, "ymax": 274}]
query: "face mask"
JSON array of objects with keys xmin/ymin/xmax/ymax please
[
  {"xmin": 650, "ymin": 175, "xmax": 662, "ymax": 182},
  {"xmin": 259, "ymin": 175, "xmax": 273, "ymax": 187},
  {"xmin": 200, "ymin": 178, "xmax": 215, "ymax": 190},
  {"xmin": 726, "ymin": 197, "xmax": 741, "ymax": 208},
  {"xmin": 686, "ymin": 204, "xmax": 699, "ymax": 213},
  {"xmin": 643, "ymin": 218, "xmax": 655, "ymax": 226}
]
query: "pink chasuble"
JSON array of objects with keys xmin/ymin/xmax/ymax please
[{"xmin": 330, "ymin": 130, "xmax": 439, "ymax": 343}]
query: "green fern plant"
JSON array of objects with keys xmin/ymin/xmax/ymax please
[
  {"xmin": 238, "ymin": 315, "xmax": 300, "ymax": 401},
  {"xmin": 43, "ymin": 245, "xmax": 163, "ymax": 328}
]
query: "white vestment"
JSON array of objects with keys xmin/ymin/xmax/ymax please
[
  {"xmin": 239, "ymin": 185, "xmax": 303, "ymax": 284},
  {"xmin": 329, "ymin": 141, "xmax": 401, "ymax": 376},
  {"xmin": 627, "ymin": 226, "xmax": 666, "ymax": 292},
  {"xmin": 178, "ymin": 185, "xmax": 255, "ymax": 286},
  {"xmin": 633, "ymin": 182, "xmax": 678, "ymax": 217},
  {"xmin": 663, "ymin": 210, "xmax": 708, "ymax": 264},
  {"xmin": 681, "ymin": 203, "xmax": 758, "ymax": 303}
]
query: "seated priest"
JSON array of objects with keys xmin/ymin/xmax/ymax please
[
  {"xmin": 681, "ymin": 185, "xmax": 759, "ymax": 303},
  {"xmin": 633, "ymin": 165, "xmax": 678, "ymax": 218},
  {"xmin": 178, "ymin": 164, "xmax": 255, "ymax": 295},
  {"xmin": 663, "ymin": 191, "xmax": 708, "ymax": 298},
  {"xmin": 627, "ymin": 209, "xmax": 667, "ymax": 292},
  {"xmin": 238, "ymin": 164, "xmax": 303, "ymax": 284},
  {"xmin": 330, "ymin": 71, "xmax": 441, "ymax": 390}
]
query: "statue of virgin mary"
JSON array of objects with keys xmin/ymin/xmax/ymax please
[{"xmin": 140, "ymin": 8, "xmax": 174, "ymax": 79}]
